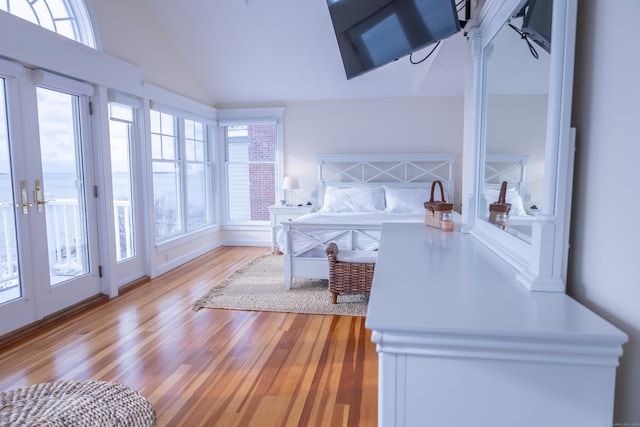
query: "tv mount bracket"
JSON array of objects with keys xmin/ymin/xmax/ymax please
[{"xmin": 459, "ymin": 0, "xmax": 471, "ymax": 28}]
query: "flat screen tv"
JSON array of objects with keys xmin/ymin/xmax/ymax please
[
  {"xmin": 326, "ymin": 0, "xmax": 461, "ymax": 79},
  {"xmin": 522, "ymin": 0, "xmax": 552, "ymax": 53}
]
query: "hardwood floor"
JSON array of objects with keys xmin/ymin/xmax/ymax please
[{"xmin": 0, "ymin": 246, "xmax": 378, "ymax": 426}]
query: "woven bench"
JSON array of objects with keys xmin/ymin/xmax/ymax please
[{"xmin": 325, "ymin": 242, "xmax": 377, "ymax": 304}]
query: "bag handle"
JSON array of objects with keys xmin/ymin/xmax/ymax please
[
  {"xmin": 497, "ymin": 181, "xmax": 508, "ymax": 204},
  {"xmin": 429, "ymin": 180, "xmax": 446, "ymax": 203}
]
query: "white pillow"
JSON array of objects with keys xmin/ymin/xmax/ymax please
[
  {"xmin": 384, "ymin": 186, "xmax": 429, "ymax": 213},
  {"xmin": 319, "ymin": 186, "xmax": 385, "ymax": 212},
  {"xmin": 483, "ymin": 187, "xmax": 527, "ymax": 216}
]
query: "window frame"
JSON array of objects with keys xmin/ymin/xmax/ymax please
[
  {"xmin": 183, "ymin": 118, "xmax": 212, "ymax": 230},
  {"xmin": 0, "ymin": 0, "xmax": 97, "ymax": 47},
  {"xmin": 149, "ymin": 104, "xmax": 216, "ymax": 243},
  {"xmin": 107, "ymin": 101, "xmax": 137, "ymax": 263},
  {"xmin": 218, "ymin": 108, "xmax": 285, "ymax": 227}
]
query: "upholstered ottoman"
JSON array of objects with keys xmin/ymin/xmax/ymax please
[{"xmin": 0, "ymin": 380, "xmax": 157, "ymax": 426}]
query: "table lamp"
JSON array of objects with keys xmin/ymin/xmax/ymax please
[{"xmin": 282, "ymin": 176, "xmax": 300, "ymax": 206}]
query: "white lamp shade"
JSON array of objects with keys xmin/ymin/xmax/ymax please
[{"xmin": 282, "ymin": 176, "xmax": 300, "ymax": 190}]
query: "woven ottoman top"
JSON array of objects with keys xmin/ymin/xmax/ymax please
[{"xmin": 0, "ymin": 380, "xmax": 157, "ymax": 427}]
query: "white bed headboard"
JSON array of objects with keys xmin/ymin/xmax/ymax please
[
  {"xmin": 317, "ymin": 153, "xmax": 455, "ymax": 207},
  {"xmin": 484, "ymin": 154, "xmax": 528, "ymax": 194}
]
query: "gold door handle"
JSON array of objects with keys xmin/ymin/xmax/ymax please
[
  {"xmin": 18, "ymin": 180, "xmax": 32, "ymax": 214},
  {"xmin": 35, "ymin": 179, "xmax": 49, "ymax": 212}
]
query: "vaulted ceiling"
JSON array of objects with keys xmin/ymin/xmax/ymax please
[{"xmin": 142, "ymin": 0, "xmax": 469, "ymax": 104}]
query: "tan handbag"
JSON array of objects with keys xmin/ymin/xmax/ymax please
[
  {"xmin": 489, "ymin": 181, "xmax": 512, "ymax": 225},
  {"xmin": 424, "ymin": 180, "xmax": 453, "ymax": 228}
]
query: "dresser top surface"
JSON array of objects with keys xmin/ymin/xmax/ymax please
[{"xmin": 365, "ymin": 223, "xmax": 627, "ymax": 345}]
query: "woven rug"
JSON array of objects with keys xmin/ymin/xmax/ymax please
[
  {"xmin": 193, "ymin": 255, "xmax": 368, "ymax": 316},
  {"xmin": 0, "ymin": 380, "xmax": 157, "ymax": 426}
]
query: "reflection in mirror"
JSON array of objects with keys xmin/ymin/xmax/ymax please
[
  {"xmin": 479, "ymin": 10, "xmax": 551, "ymax": 242},
  {"xmin": 468, "ymin": 0, "xmax": 577, "ymax": 291}
]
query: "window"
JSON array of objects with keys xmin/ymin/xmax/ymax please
[
  {"xmin": 151, "ymin": 110, "xmax": 181, "ymax": 238},
  {"xmin": 224, "ymin": 123, "xmax": 278, "ymax": 222},
  {"xmin": 108, "ymin": 102, "xmax": 136, "ymax": 262},
  {"xmin": 150, "ymin": 109, "xmax": 212, "ymax": 240},
  {"xmin": 184, "ymin": 119, "xmax": 211, "ymax": 229},
  {"xmin": 1, "ymin": 0, "xmax": 96, "ymax": 47}
]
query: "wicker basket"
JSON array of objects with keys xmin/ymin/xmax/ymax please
[
  {"xmin": 489, "ymin": 181, "xmax": 512, "ymax": 225},
  {"xmin": 325, "ymin": 242, "xmax": 375, "ymax": 305},
  {"xmin": 424, "ymin": 180, "xmax": 453, "ymax": 228}
]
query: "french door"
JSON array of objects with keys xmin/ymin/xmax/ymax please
[
  {"xmin": 106, "ymin": 100, "xmax": 145, "ymax": 289},
  {"xmin": 0, "ymin": 68, "xmax": 100, "ymax": 335}
]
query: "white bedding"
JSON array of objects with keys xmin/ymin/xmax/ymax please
[
  {"xmin": 290, "ymin": 211, "xmax": 426, "ymax": 225},
  {"xmin": 277, "ymin": 211, "xmax": 460, "ymax": 257}
]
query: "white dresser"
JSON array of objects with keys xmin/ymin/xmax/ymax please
[{"xmin": 366, "ymin": 223, "xmax": 627, "ymax": 427}]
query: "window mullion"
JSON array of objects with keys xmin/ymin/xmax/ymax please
[{"xmin": 177, "ymin": 117, "xmax": 188, "ymax": 232}]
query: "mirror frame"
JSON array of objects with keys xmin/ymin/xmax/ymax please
[{"xmin": 463, "ymin": 0, "xmax": 577, "ymax": 292}]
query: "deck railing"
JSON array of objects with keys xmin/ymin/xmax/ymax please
[{"xmin": 0, "ymin": 199, "xmax": 133, "ymax": 303}]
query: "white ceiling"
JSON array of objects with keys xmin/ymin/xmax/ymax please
[{"xmin": 142, "ymin": 0, "xmax": 470, "ymax": 105}]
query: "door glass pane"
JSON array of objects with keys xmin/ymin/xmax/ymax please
[
  {"xmin": 109, "ymin": 105, "xmax": 136, "ymax": 262},
  {"xmin": 36, "ymin": 87, "xmax": 89, "ymax": 286},
  {"xmin": 0, "ymin": 79, "xmax": 21, "ymax": 304}
]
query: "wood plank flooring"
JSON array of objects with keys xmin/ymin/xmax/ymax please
[{"xmin": 0, "ymin": 246, "xmax": 378, "ymax": 426}]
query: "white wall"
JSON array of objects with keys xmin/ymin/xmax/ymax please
[
  {"xmin": 215, "ymin": 96, "xmax": 464, "ymax": 246},
  {"xmin": 282, "ymin": 96, "xmax": 464, "ymax": 208},
  {"xmin": 486, "ymin": 95, "xmax": 546, "ymax": 206},
  {"xmin": 571, "ymin": 0, "xmax": 640, "ymax": 423},
  {"xmin": 87, "ymin": 0, "xmax": 210, "ymax": 104}
]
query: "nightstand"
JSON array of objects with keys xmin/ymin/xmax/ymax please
[{"xmin": 268, "ymin": 204, "xmax": 313, "ymax": 252}]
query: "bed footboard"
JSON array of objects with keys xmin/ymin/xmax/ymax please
[{"xmin": 281, "ymin": 222, "xmax": 382, "ymax": 289}]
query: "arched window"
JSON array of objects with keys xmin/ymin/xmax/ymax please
[{"xmin": 1, "ymin": 0, "xmax": 96, "ymax": 47}]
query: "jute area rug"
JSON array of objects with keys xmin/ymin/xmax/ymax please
[{"xmin": 193, "ymin": 255, "xmax": 368, "ymax": 317}]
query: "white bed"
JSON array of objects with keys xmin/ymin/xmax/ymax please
[{"xmin": 279, "ymin": 153, "xmax": 456, "ymax": 289}]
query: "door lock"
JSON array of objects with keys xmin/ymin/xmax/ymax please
[
  {"xmin": 34, "ymin": 179, "xmax": 49, "ymax": 213},
  {"xmin": 18, "ymin": 180, "xmax": 32, "ymax": 214}
]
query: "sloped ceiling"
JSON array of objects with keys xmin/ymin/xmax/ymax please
[{"xmin": 142, "ymin": 0, "xmax": 469, "ymax": 105}]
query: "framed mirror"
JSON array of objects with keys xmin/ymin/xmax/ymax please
[
  {"xmin": 480, "ymin": 11, "xmax": 550, "ymax": 243},
  {"xmin": 464, "ymin": 0, "xmax": 578, "ymax": 292}
]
